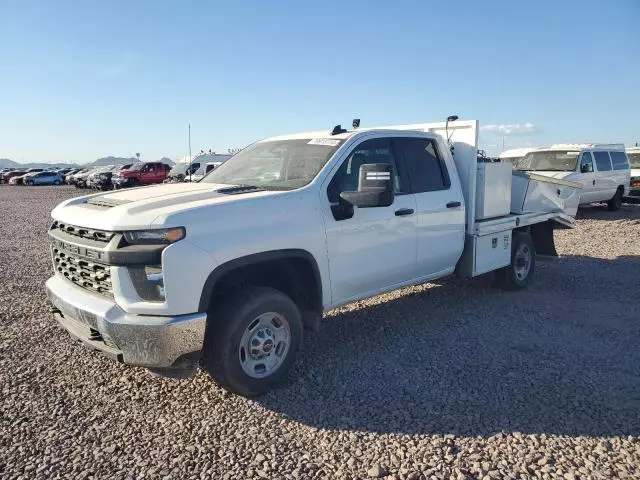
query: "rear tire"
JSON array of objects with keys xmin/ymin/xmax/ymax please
[
  {"xmin": 607, "ymin": 187, "xmax": 623, "ymax": 211},
  {"xmin": 54, "ymin": 180, "xmax": 60, "ymax": 185},
  {"xmin": 494, "ymin": 231, "xmax": 536, "ymax": 290},
  {"xmin": 201, "ymin": 286, "xmax": 303, "ymax": 397}
]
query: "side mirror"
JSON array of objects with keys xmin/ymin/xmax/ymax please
[
  {"xmin": 581, "ymin": 164, "xmax": 592, "ymax": 173},
  {"xmin": 339, "ymin": 163, "xmax": 394, "ymax": 208}
]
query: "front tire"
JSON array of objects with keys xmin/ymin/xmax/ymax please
[
  {"xmin": 201, "ymin": 287, "xmax": 303, "ymax": 397},
  {"xmin": 494, "ymin": 231, "xmax": 536, "ymax": 290},
  {"xmin": 607, "ymin": 187, "xmax": 623, "ymax": 211}
]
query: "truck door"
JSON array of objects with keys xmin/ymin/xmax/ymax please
[
  {"xmin": 577, "ymin": 152, "xmax": 597, "ymax": 203},
  {"xmin": 322, "ymin": 137, "xmax": 417, "ymax": 305},
  {"xmin": 393, "ymin": 137, "xmax": 465, "ymax": 276},
  {"xmin": 592, "ymin": 151, "xmax": 615, "ymax": 201}
]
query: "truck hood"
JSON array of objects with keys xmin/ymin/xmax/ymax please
[{"xmin": 51, "ymin": 182, "xmax": 281, "ymax": 230}]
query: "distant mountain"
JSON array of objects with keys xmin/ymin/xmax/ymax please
[
  {"xmin": 1, "ymin": 156, "xmax": 176, "ymax": 169},
  {"xmin": 0, "ymin": 158, "xmax": 20, "ymax": 168},
  {"xmin": 88, "ymin": 156, "xmax": 138, "ymax": 167},
  {"xmin": 87, "ymin": 156, "xmax": 175, "ymax": 167}
]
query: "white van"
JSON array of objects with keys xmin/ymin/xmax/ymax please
[
  {"xmin": 626, "ymin": 146, "xmax": 640, "ymax": 200},
  {"xmin": 515, "ymin": 144, "xmax": 630, "ymax": 211}
]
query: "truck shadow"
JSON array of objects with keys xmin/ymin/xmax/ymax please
[
  {"xmin": 576, "ymin": 203, "xmax": 640, "ymax": 221},
  {"xmin": 257, "ymin": 255, "xmax": 640, "ymax": 437}
]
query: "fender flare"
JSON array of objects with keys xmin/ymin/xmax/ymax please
[{"xmin": 197, "ymin": 249, "xmax": 323, "ymax": 313}]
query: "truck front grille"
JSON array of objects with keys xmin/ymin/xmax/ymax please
[
  {"xmin": 51, "ymin": 221, "xmax": 114, "ymax": 243},
  {"xmin": 52, "ymin": 247, "xmax": 112, "ymax": 296}
]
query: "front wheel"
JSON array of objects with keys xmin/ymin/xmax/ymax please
[
  {"xmin": 201, "ymin": 287, "xmax": 303, "ymax": 397},
  {"xmin": 26, "ymin": 180, "xmax": 34, "ymax": 186},
  {"xmin": 607, "ymin": 187, "xmax": 623, "ymax": 211},
  {"xmin": 494, "ymin": 231, "xmax": 536, "ymax": 290}
]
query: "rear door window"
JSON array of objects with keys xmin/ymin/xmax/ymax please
[
  {"xmin": 593, "ymin": 151, "xmax": 612, "ymax": 172},
  {"xmin": 393, "ymin": 137, "xmax": 450, "ymax": 193},
  {"xmin": 610, "ymin": 151, "xmax": 629, "ymax": 170}
]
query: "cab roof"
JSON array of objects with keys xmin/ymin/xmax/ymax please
[{"xmin": 547, "ymin": 143, "xmax": 625, "ymax": 151}]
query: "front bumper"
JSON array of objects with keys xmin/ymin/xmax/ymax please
[
  {"xmin": 112, "ymin": 177, "xmax": 132, "ymax": 187},
  {"xmin": 46, "ymin": 275, "xmax": 207, "ymax": 370},
  {"xmin": 625, "ymin": 188, "xmax": 640, "ymax": 198}
]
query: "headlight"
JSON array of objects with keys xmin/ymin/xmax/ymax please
[{"xmin": 123, "ymin": 227, "xmax": 185, "ymax": 245}]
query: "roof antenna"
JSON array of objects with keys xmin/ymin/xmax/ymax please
[
  {"xmin": 352, "ymin": 118, "xmax": 360, "ymax": 129},
  {"xmin": 445, "ymin": 115, "xmax": 458, "ymax": 153}
]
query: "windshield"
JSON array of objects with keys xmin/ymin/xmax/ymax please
[
  {"xmin": 628, "ymin": 153, "xmax": 640, "ymax": 169},
  {"xmin": 515, "ymin": 150, "xmax": 580, "ymax": 171},
  {"xmin": 202, "ymin": 139, "xmax": 344, "ymax": 190},
  {"xmin": 127, "ymin": 163, "xmax": 145, "ymax": 171}
]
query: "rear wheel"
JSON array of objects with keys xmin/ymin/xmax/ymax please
[
  {"xmin": 494, "ymin": 231, "xmax": 536, "ymax": 290},
  {"xmin": 201, "ymin": 287, "xmax": 303, "ymax": 397},
  {"xmin": 53, "ymin": 180, "xmax": 60, "ymax": 185},
  {"xmin": 26, "ymin": 180, "xmax": 34, "ymax": 186},
  {"xmin": 607, "ymin": 187, "xmax": 623, "ymax": 211}
]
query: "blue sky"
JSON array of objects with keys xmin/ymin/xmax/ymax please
[{"xmin": 1, "ymin": 0, "xmax": 638, "ymax": 164}]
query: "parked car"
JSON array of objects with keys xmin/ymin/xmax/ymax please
[
  {"xmin": 166, "ymin": 162, "xmax": 201, "ymax": 183},
  {"xmin": 24, "ymin": 171, "xmax": 63, "ymax": 186},
  {"xmin": 112, "ymin": 162, "xmax": 171, "ymax": 188},
  {"xmin": 183, "ymin": 162, "xmax": 224, "ymax": 182},
  {"xmin": 62, "ymin": 169, "xmax": 80, "ymax": 183},
  {"xmin": 72, "ymin": 168, "xmax": 100, "ymax": 188},
  {"xmin": 8, "ymin": 169, "xmax": 44, "ymax": 185},
  {"xmin": 515, "ymin": 143, "xmax": 631, "ymax": 211},
  {"xmin": 87, "ymin": 164, "xmax": 133, "ymax": 190},
  {"xmin": 66, "ymin": 169, "xmax": 89, "ymax": 185},
  {"xmin": 1, "ymin": 169, "xmax": 27, "ymax": 184},
  {"xmin": 625, "ymin": 147, "xmax": 640, "ymax": 201},
  {"xmin": 46, "ymin": 118, "xmax": 580, "ymax": 397}
]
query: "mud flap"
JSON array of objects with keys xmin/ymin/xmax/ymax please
[{"xmin": 530, "ymin": 221, "xmax": 558, "ymax": 257}]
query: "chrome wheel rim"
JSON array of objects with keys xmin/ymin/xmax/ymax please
[
  {"xmin": 239, "ymin": 312, "xmax": 290, "ymax": 379},
  {"xmin": 514, "ymin": 243, "xmax": 531, "ymax": 281}
]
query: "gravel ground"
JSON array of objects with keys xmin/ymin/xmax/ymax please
[{"xmin": 1, "ymin": 185, "xmax": 639, "ymax": 480}]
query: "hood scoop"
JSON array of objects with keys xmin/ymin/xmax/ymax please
[
  {"xmin": 215, "ymin": 185, "xmax": 264, "ymax": 195},
  {"xmin": 87, "ymin": 197, "xmax": 133, "ymax": 208}
]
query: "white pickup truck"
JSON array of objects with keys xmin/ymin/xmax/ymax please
[{"xmin": 46, "ymin": 119, "xmax": 578, "ymax": 396}]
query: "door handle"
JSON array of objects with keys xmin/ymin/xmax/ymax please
[
  {"xmin": 446, "ymin": 201, "xmax": 461, "ymax": 208},
  {"xmin": 395, "ymin": 208, "xmax": 414, "ymax": 216},
  {"xmin": 592, "ymin": 179, "xmax": 596, "ymax": 185}
]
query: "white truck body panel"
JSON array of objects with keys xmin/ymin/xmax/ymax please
[
  {"xmin": 475, "ymin": 162, "xmax": 512, "ymax": 220},
  {"xmin": 511, "ymin": 171, "xmax": 582, "ymax": 217}
]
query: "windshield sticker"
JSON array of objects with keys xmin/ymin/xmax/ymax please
[{"xmin": 308, "ymin": 138, "xmax": 340, "ymax": 147}]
